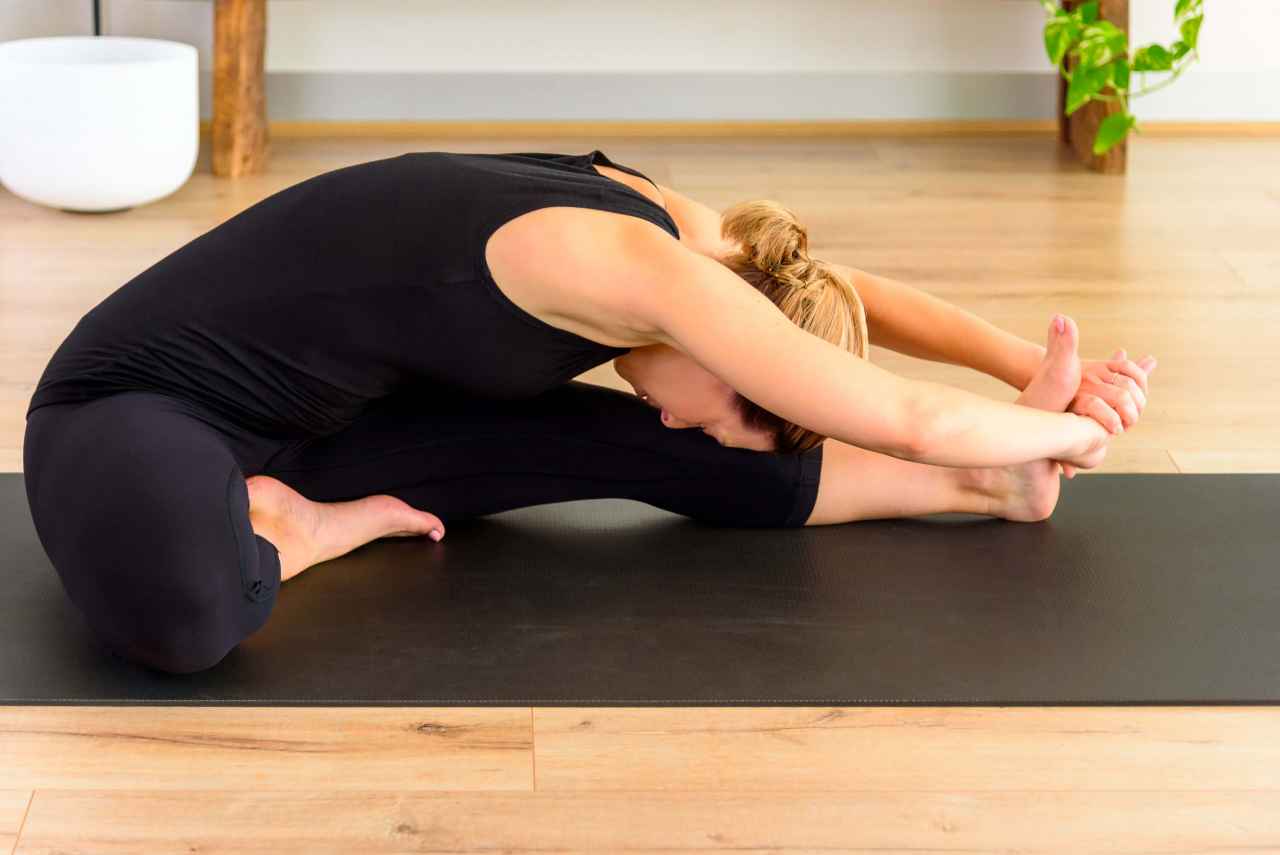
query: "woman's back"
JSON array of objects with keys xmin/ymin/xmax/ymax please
[{"xmin": 26, "ymin": 150, "xmax": 680, "ymax": 438}]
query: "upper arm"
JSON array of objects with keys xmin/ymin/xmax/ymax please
[{"xmin": 613, "ymin": 226, "xmax": 930, "ymax": 460}]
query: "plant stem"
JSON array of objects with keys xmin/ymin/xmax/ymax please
[
  {"xmin": 1126, "ymin": 52, "xmax": 1198, "ymax": 97},
  {"xmin": 1056, "ymin": 49, "xmax": 1199, "ymax": 106}
]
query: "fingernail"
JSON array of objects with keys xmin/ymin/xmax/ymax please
[
  {"xmin": 1054, "ymin": 315, "xmax": 1064, "ymax": 334},
  {"xmin": 429, "ymin": 529, "xmax": 443, "ymax": 542}
]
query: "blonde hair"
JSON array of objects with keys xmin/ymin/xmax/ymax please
[{"xmin": 719, "ymin": 199, "xmax": 870, "ymax": 454}]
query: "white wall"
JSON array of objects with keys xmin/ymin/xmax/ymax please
[{"xmin": 3, "ymin": 0, "xmax": 1276, "ymax": 120}]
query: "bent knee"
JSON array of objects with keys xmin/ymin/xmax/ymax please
[
  {"xmin": 91, "ymin": 579, "xmax": 259, "ymax": 675},
  {"xmin": 112, "ymin": 615, "xmax": 242, "ymax": 675},
  {"xmin": 130, "ymin": 633, "xmax": 232, "ymax": 675}
]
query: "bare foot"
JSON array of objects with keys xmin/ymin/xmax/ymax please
[
  {"xmin": 245, "ymin": 475, "xmax": 445, "ymax": 582},
  {"xmin": 965, "ymin": 315, "xmax": 1083, "ymax": 522}
]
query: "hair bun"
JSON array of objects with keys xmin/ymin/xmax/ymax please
[{"xmin": 720, "ymin": 199, "xmax": 810, "ymax": 277}]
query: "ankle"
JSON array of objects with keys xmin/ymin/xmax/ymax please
[{"xmin": 953, "ymin": 466, "xmax": 1003, "ymax": 517}]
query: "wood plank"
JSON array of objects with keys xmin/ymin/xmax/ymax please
[
  {"xmin": 15, "ymin": 788, "xmax": 1280, "ymax": 853},
  {"xmin": 1220, "ymin": 250, "xmax": 1280, "ymax": 291},
  {"xmin": 533, "ymin": 707, "xmax": 1280, "ymax": 792},
  {"xmin": 0, "ymin": 790, "xmax": 32, "ymax": 855},
  {"xmin": 1169, "ymin": 450, "xmax": 1280, "ymax": 473},
  {"xmin": 0, "ymin": 707, "xmax": 532, "ymax": 792}
]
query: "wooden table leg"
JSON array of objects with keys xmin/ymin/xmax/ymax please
[
  {"xmin": 1060, "ymin": 0, "xmax": 1129, "ymax": 174},
  {"xmin": 212, "ymin": 0, "xmax": 269, "ymax": 177}
]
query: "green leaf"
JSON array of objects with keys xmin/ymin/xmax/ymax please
[
  {"xmin": 1086, "ymin": 19, "xmax": 1124, "ymax": 40},
  {"xmin": 1044, "ymin": 18, "xmax": 1075, "ymax": 66},
  {"xmin": 1066, "ymin": 64, "xmax": 1110, "ymax": 115},
  {"xmin": 1133, "ymin": 44, "xmax": 1174, "ymax": 72},
  {"xmin": 1078, "ymin": 1, "xmax": 1099, "ymax": 24},
  {"xmin": 1174, "ymin": 0, "xmax": 1194, "ymax": 19},
  {"xmin": 1104, "ymin": 28, "xmax": 1128, "ymax": 56},
  {"xmin": 1170, "ymin": 39, "xmax": 1190, "ymax": 60},
  {"xmin": 1078, "ymin": 38, "xmax": 1111, "ymax": 68},
  {"xmin": 1093, "ymin": 112, "xmax": 1137, "ymax": 155},
  {"xmin": 1180, "ymin": 14, "xmax": 1203, "ymax": 50},
  {"xmin": 1111, "ymin": 56, "xmax": 1130, "ymax": 91},
  {"xmin": 1080, "ymin": 22, "xmax": 1123, "ymax": 63}
]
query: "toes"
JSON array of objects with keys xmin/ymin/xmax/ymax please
[
  {"xmin": 1059, "ymin": 315, "xmax": 1078, "ymax": 351},
  {"xmin": 363, "ymin": 495, "xmax": 445, "ymax": 540},
  {"xmin": 1050, "ymin": 314, "xmax": 1078, "ymax": 350},
  {"xmin": 401, "ymin": 504, "xmax": 445, "ymax": 540}
]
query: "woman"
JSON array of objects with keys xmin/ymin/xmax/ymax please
[{"xmin": 22, "ymin": 148, "xmax": 1153, "ymax": 675}]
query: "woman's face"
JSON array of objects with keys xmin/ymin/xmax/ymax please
[{"xmin": 613, "ymin": 345, "xmax": 777, "ymax": 452}]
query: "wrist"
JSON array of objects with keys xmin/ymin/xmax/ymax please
[{"xmin": 1062, "ymin": 411, "xmax": 1095, "ymax": 458}]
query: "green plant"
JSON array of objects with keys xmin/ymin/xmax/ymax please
[{"xmin": 1040, "ymin": 0, "xmax": 1203, "ymax": 155}]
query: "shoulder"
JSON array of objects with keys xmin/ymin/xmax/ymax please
[{"xmin": 485, "ymin": 206, "xmax": 692, "ymax": 345}]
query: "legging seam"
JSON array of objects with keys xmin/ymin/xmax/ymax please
[{"xmin": 227, "ymin": 464, "xmax": 275, "ymax": 603}]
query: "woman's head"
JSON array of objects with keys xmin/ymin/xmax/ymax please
[{"xmin": 614, "ymin": 199, "xmax": 870, "ymax": 454}]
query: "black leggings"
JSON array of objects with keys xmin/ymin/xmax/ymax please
[{"xmin": 22, "ymin": 381, "xmax": 823, "ymax": 675}]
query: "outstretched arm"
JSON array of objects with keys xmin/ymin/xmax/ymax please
[
  {"xmin": 651, "ymin": 180, "xmax": 1046, "ymax": 392},
  {"xmin": 833, "ymin": 263, "xmax": 1047, "ymax": 392},
  {"xmin": 605, "ymin": 221, "xmax": 1100, "ymax": 470},
  {"xmin": 842, "ymin": 264, "xmax": 1157, "ymax": 435}
]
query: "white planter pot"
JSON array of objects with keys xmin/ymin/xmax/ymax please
[{"xmin": 0, "ymin": 36, "xmax": 198, "ymax": 213}]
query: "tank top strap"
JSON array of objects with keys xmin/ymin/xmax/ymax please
[
  {"xmin": 584, "ymin": 149, "xmax": 661, "ymax": 192},
  {"xmin": 580, "ymin": 149, "xmax": 680, "ymax": 240},
  {"xmin": 465, "ymin": 149, "xmax": 681, "ymax": 246}
]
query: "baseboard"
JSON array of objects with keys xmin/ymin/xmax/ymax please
[{"xmin": 196, "ymin": 118, "xmax": 1280, "ymax": 139}]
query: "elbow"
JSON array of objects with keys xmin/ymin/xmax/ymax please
[{"xmin": 898, "ymin": 398, "xmax": 936, "ymax": 462}]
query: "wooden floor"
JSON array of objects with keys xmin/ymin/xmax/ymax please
[{"xmin": 2, "ymin": 133, "xmax": 1279, "ymax": 852}]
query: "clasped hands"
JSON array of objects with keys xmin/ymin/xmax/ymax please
[{"xmin": 1059, "ymin": 350, "xmax": 1158, "ymax": 479}]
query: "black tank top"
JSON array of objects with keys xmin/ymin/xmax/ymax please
[{"xmin": 25, "ymin": 149, "xmax": 681, "ymax": 438}]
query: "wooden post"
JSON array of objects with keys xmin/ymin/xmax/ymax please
[
  {"xmin": 1059, "ymin": 0, "xmax": 1129, "ymax": 174},
  {"xmin": 212, "ymin": 0, "xmax": 269, "ymax": 177}
]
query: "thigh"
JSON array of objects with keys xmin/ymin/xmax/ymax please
[
  {"xmin": 262, "ymin": 381, "xmax": 823, "ymax": 528},
  {"xmin": 23, "ymin": 392, "xmax": 285, "ymax": 673}
]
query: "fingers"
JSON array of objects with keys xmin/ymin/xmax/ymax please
[
  {"xmin": 1117, "ymin": 371, "xmax": 1147, "ymax": 410},
  {"xmin": 1093, "ymin": 396, "xmax": 1124, "ymax": 435},
  {"xmin": 1073, "ymin": 394, "xmax": 1124, "ymax": 435},
  {"xmin": 1091, "ymin": 378, "xmax": 1141, "ymax": 427},
  {"xmin": 1108, "ymin": 355, "xmax": 1151, "ymax": 398}
]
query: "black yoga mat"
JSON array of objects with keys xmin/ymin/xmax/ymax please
[{"xmin": 2, "ymin": 471, "xmax": 1278, "ymax": 707}]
